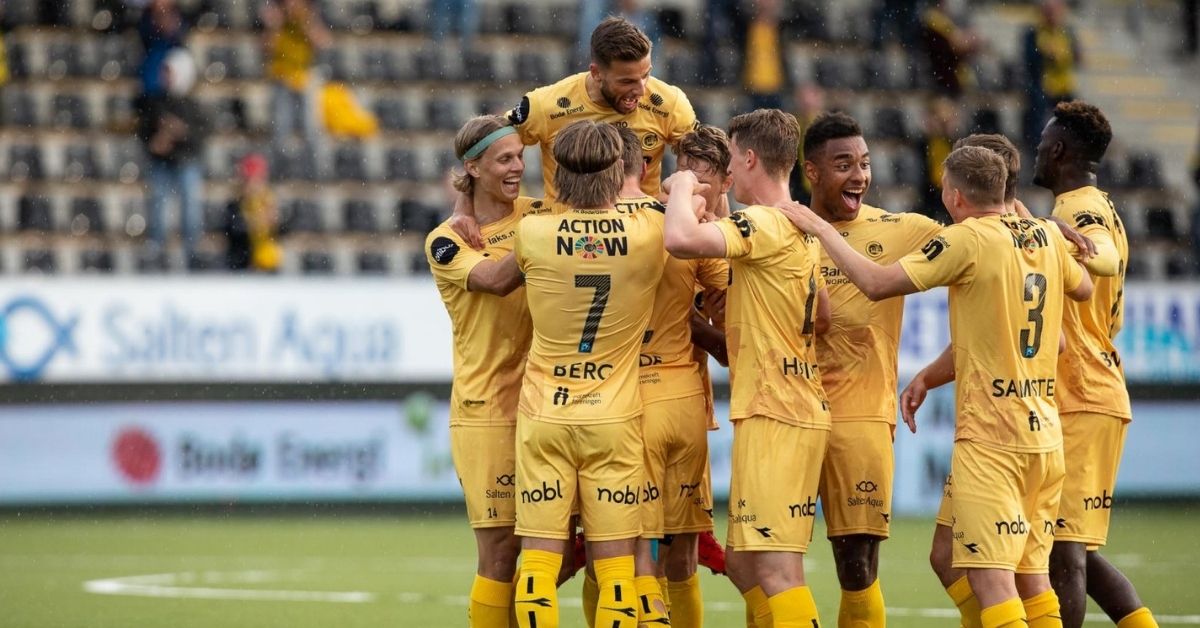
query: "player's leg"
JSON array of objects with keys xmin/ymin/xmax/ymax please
[
  {"xmin": 1048, "ymin": 542, "xmax": 1087, "ymax": 627},
  {"xmin": 635, "ymin": 399, "xmax": 674, "ymax": 625},
  {"xmin": 452, "ymin": 425, "xmax": 522, "ymax": 627},
  {"xmin": 933, "ymin": 517, "xmax": 981, "ymax": 628},
  {"xmin": 513, "ymin": 418, "xmax": 578, "ymax": 628},
  {"xmin": 657, "ymin": 393, "xmax": 712, "ymax": 628},
  {"xmin": 727, "ymin": 418, "xmax": 770, "ymax": 627},
  {"xmin": 820, "ymin": 421, "xmax": 893, "ymax": 627},
  {"xmin": 1015, "ymin": 446, "xmax": 1066, "ymax": 628},
  {"xmin": 579, "ymin": 419, "xmax": 646, "ymax": 628},
  {"xmin": 1085, "ymin": 552, "xmax": 1158, "ymax": 627}
]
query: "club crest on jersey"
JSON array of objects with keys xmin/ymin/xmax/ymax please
[{"xmin": 866, "ymin": 241, "xmax": 884, "ymax": 258}]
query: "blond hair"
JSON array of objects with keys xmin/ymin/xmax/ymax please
[
  {"xmin": 678, "ymin": 124, "xmax": 731, "ymax": 176},
  {"xmin": 954, "ymin": 134, "xmax": 1020, "ymax": 202},
  {"xmin": 728, "ymin": 109, "xmax": 801, "ymax": 180},
  {"xmin": 943, "ymin": 146, "xmax": 1007, "ymax": 207},
  {"xmin": 451, "ymin": 115, "xmax": 509, "ymax": 196},
  {"xmin": 553, "ymin": 120, "xmax": 623, "ymax": 208}
]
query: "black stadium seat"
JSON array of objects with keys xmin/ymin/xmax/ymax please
[
  {"xmin": 9, "ymin": 144, "xmax": 45, "ymax": 180},
  {"xmin": 874, "ymin": 106, "xmax": 909, "ymax": 141},
  {"xmin": 2, "ymin": 90, "xmax": 38, "ymax": 127},
  {"xmin": 17, "ymin": 195, "xmax": 55, "ymax": 231},
  {"xmin": 343, "ymin": 199, "xmax": 379, "ymax": 233},
  {"xmin": 463, "ymin": 49, "xmax": 497, "ymax": 82},
  {"xmin": 63, "ymin": 144, "xmax": 100, "ymax": 181},
  {"xmin": 333, "ymin": 144, "xmax": 369, "ymax": 181},
  {"xmin": 374, "ymin": 97, "xmax": 408, "ymax": 130},
  {"xmin": 24, "ymin": 249, "xmax": 58, "ymax": 274},
  {"xmin": 357, "ymin": 251, "xmax": 390, "ymax": 275},
  {"xmin": 283, "ymin": 199, "xmax": 325, "ymax": 233},
  {"xmin": 71, "ymin": 197, "xmax": 107, "ymax": 234},
  {"xmin": 51, "ymin": 94, "xmax": 90, "ymax": 129},
  {"xmin": 301, "ymin": 251, "xmax": 335, "ymax": 274},
  {"xmin": 80, "ymin": 249, "xmax": 116, "ymax": 273}
]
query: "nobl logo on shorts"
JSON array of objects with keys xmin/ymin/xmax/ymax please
[
  {"xmin": 596, "ymin": 485, "xmax": 640, "ymax": 505},
  {"xmin": 521, "ymin": 480, "xmax": 563, "ymax": 503},
  {"xmin": 994, "ymin": 514, "xmax": 1029, "ymax": 535}
]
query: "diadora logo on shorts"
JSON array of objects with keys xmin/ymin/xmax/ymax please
[
  {"xmin": 995, "ymin": 515, "xmax": 1029, "ymax": 535},
  {"xmin": 1083, "ymin": 490, "xmax": 1114, "ymax": 511},
  {"xmin": 552, "ymin": 386, "xmax": 570, "ymax": 406},
  {"xmin": 520, "ymin": 480, "xmax": 563, "ymax": 503},
  {"xmin": 788, "ymin": 497, "xmax": 817, "ymax": 518},
  {"xmin": 596, "ymin": 484, "xmax": 640, "ymax": 505}
]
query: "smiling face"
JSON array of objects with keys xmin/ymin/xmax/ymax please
[
  {"xmin": 592, "ymin": 56, "xmax": 651, "ymax": 115},
  {"xmin": 807, "ymin": 135, "xmax": 871, "ymax": 222},
  {"xmin": 467, "ymin": 134, "xmax": 525, "ymax": 203}
]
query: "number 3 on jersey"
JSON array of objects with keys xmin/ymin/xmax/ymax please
[
  {"xmin": 575, "ymin": 274, "xmax": 611, "ymax": 353},
  {"xmin": 1020, "ymin": 273, "xmax": 1047, "ymax": 358}
]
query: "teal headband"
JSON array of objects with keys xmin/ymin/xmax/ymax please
[{"xmin": 463, "ymin": 126, "xmax": 517, "ymax": 161}]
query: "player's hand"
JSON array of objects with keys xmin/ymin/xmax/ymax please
[
  {"xmin": 663, "ymin": 169, "xmax": 708, "ymax": 195},
  {"xmin": 449, "ymin": 193, "xmax": 484, "ymax": 249},
  {"xmin": 778, "ymin": 201, "xmax": 823, "ymax": 235},
  {"xmin": 1050, "ymin": 216, "xmax": 1096, "ymax": 261},
  {"xmin": 899, "ymin": 374, "xmax": 929, "ymax": 434},
  {"xmin": 704, "ymin": 289, "xmax": 727, "ymax": 328}
]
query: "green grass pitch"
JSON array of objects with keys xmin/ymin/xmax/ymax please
[{"xmin": 0, "ymin": 506, "xmax": 1194, "ymax": 627}]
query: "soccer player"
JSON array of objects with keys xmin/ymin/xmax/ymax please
[
  {"xmin": 512, "ymin": 119, "xmax": 666, "ymax": 628},
  {"xmin": 664, "ymin": 108, "xmax": 831, "ymax": 628},
  {"xmin": 506, "ymin": 15, "xmax": 696, "ymax": 202},
  {"xmin": 800, "ymin": 112, "xmax": 944, "ymax": 627},
  {"xmin": 425, "ymin": 115, "xmax": 552, "ymax": 628},
  {"xmin": 781, "ymin": 146, "xmax": 1093, "ymax": 628},
  {"xmin": 1035, "ymin": 101, "xmax": 1159, "ymax": 628}
]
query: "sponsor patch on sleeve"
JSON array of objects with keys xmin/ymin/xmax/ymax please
[
  {"xmin": 430, "ymin": 236, "xmax": 460, "ymax": 265},
  {"xmin": 508, "ymin": 96, "xmax": 531, "ymax": 125}
]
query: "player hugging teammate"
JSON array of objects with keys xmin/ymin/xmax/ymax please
[{"xmin": 428, "ymin": 13, "xmax": 1159, "ymax": 628}]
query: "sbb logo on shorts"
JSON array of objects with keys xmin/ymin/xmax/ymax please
[
  {"xmin": 521, "ymin": 480, "xmax": 563, "ymax": 503},
  {"xmin": 994, "ymin": 515, "xmax": 1029, "ymax": 535},
  {"xmin": 596, "ymin": 485, "xmax": 640, "ymax": 505}
]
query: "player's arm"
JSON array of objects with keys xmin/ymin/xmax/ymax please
[
  {"xmin": 1066, "ymin": 261, "xmax": 1093, "ymax": 301},
  {"xmin": 446, "ymin": 192, "xmax": 484, "ymax": 250},
  {"xmin": 466, "ymin": 252, "xmax": 523, "ymax": 296},
  {"xmin": 690, "ymin": 310, "xmax": 728, "ymax": 366},
  {"xmin": 780, "ymin": 202, "xmax": 918, "ymax": 300},
  {"xmin": 1053, "ymin": 205, "xmax": 1120, "ymax": 276},
  {"xmin": 899, "ymin": 344, "xmax": 955, "ymax": 434},
  {"xmin": 663, "ymin": 170, "xmax": 727, "ymax": 259}
]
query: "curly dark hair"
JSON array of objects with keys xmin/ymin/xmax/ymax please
[
  {"xmin": 802, "ymin": 112, "xmax": 863, "ymax": 162},
  {"xmin": 1053, "ymin": 100, "xmax": 1112, "ymax": 163}
]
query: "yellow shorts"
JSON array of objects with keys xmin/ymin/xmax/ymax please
[
  {"xmin": 935, "ymin": 473, "xmax": 954, "ymax": 527},
  {"xmin": 819, "ymin": 421, "xmax": 894, "ymax": 538},
  {"xmin": 515, "ymin": 414, "xmax": 643, "ymax": 542},
  {"xmin": 727, "ymin": 416, "xmax": 828, "ymax": 553},
  {"xmin": 641, "ymin": 394, "xmax": 713, "ymax": 538},
  {"xmin": 950, "ymin": 440, "xmax": 1065, "ymax": 574},
  {"xmin": 451, "ymin": 424, "xmax": 516, "ymax": 528},
  {"xmin": 1056, "ymin": 412, "xmax": 1128, "ymax": 546}
]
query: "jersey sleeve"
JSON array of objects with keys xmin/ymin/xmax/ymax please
[
  {"xmin": 427, "ymin": 227, "xmax": 488, "ymax": 291},
  {"xmin": 898, "ymin": 224, "xmax": 979, "ymax": 291},
  {"xmin": 900, "ymin": 212, "xmax": 947, "ymax": 252},
  {"xmin": 667, "ymin": 85, "xmax": 699, "ymax": 145},
  {"xmin": 506, "ymin": 89, "xmax": 544, "ymax": 146},
  {"xmin": 1052, "ymin": 227, "xmax": 1085, "ymax": 294},
  {"xmin": 1052, "ymin": 200, "xmax": 1120, "ymax": 277},
  {"xmin": 713, "ymin": 207, "xmax": 772, "ymax": 260},
  {"xmin": 696, "ymin": 257, "xmax": 731, "ymax": 292}
]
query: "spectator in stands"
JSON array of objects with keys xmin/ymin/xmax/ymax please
[
  {"xmin": 138, "ymin": 0, "xmax": 187, "ymax": 97},
  {"xmin": 915, "ymin": 96, "xmax": 959, "ymax": 224},
  {"xmin": 427, "ymin": 0, "xmax": 479, "ymax": 51},
  {"xmin": 1184, "ymin": 0, "xmax": 1199, "ymax": 57},
  {"xmin": 261, "ymin": 0, "xmax": 331, "ymax": 156},
  {"xmin": 137, "ymin": 49, "xmax": 209, "ymax": 269},
  {"xmin": 871, "ymin": 0, "xmax": 923, "ymax": 51},
  {"xmin": 225, "ymin": 154, "xmax": 282, "ymax": 272},
  {"xmin": 920, "ymin": 0, "xmax": 980, "ymax": 98},
  {"xmin": 1022, "ymin": 0, "xmax": 1081, "ymax": 153},
  {"xmin": 788, "ymin": 83, "xmax": 826, "ymax": 205},
  {"xmin": 700, "ymin": 0, "xmax": 748, "ymax": 86},
  {"xmin": 743, "ymin": 0, "xmax": 788, "ymax": 111}
]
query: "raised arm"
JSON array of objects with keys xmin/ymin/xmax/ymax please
[
  {"xmin": 663, "ymin": 170, "xmax": 727, "ymax": 259},
  {"xmin": 466, "ymin": 252, "xmax": 523, "ymax": 296}
]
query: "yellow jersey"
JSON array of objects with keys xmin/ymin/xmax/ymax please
[
  {"xmin": 615, "ymin": 195, "xmax": 730, "ymax": 404},
  {"xmin": 426, "ymin": 197, "xmax": 554, "ymax": 426},
  {"xmin": 1051, "ymin": 186, "xmax": 1131, "ymax": 419},
  {"xmin": 516, "ymin": 208, "xmax": 666, "ymax": 424},
  {"xmin": 713, "ymin": 205, "xmax": 830, "ymax": 429},
  {"xmin": 819, "ymin": 205, "xmax": 944, "ymax": 423},
  {"xmin": 694, "ymin": 286, "xmax": 728, "ymax": 431},
  {"xmin": 506, "ymin": 73, "xmax": 697, "ymax": 201},
  {"xmin": 900, "ymin": 215, "xmax": 1085, "ymax": 453},
  {"xmin": 267, "ymin": 18, "xmax": 316, "ymax": 90}
]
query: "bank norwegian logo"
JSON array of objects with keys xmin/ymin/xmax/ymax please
[
  {"xmin": 112, "ymin": 427, "xmax": 162, "ymax": 485},
  {"xmin": 0, "ymin": 297, "xmax": 79, "ymax": 381}
]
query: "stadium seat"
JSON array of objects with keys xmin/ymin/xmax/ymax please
[
  {"xmin": 9, "ymin": 144, "xmax": 46, "ymax": 180},
  {"xmin": 17, "ymin": 195, "xmax": 55, "ymax": 232},
  {"xmin": 62, "ymin": 144, "xmax": 101, "ymax": 181},
  {"xmin": 50, "ymin": 93, "xmax": 91, "ymax": 129},
  {"xmin": 205, "ymin": 45, "xmax": 243, "ymax": 81},
  {"xmin": 463, "ymin": 48, "xmax": 497, "ymax": 83},
  {"xmin": 136, "ymin": 247, "xmax": 170, "ymax": 274},
  {"xmin": 970, "ymin": 108, "xmax": 1003, "ymax": 135},
  {"xmin": 47, "ymin": 41, "xmax": 92, "ymax": 78},
  {"xmin": 343, "ymin": 199, "xmax": 380, "ymax": 233},
  {"xmin": 665, "ymin": 50, "xmax": 696, "ymax": 87},
  {"xmin": 385, "ymin": 148, "xmax": 419, "ymax": 181},
  {"xmin": 1127, "ymin": 152, "xmax": 1164, "ymax": 188},
  {"xmin": 890, "ymin": 147, "xmax": 922, "ymax": 187},
  {"xmin": 332, "ymin": 144, "xmax": 369, "ymax": 181},
  {"xmin": 362, "ymin": 48, "xmax": 395, "ymax": 81},
  {"xmin": 23, "ymin": 249, "xmax": 58, "ymax": 274},
  {"xmin": 4, "ymin": 39, "xmax": 31, "ymax": 79},
  {"xmin": 874, "ymin": 106, "xmax": 909, "ymax": 141},
  {"xmin": 374, "ymin": 97, "xmax": 409, "ymax": 130},
  {"xmin": 427, "ymin": 96, "xmax": 462, "ymax": 131},
  {"xmin": 357, "ymin": 251, "xmax": 390, "ymax": 274},
  {"xmin": 416, "ymin": 45, "xmax": 455, "ymax": 81},
  {"xmin": 515, "ymin": 51, "xmax": 552, "ymax": 86},
  {"xmin": 96, "ymin": 35, "xmax": 139, "ymax": 80},
  {"xmin": 189, "ymin": 250, "xmax": 227, "ymax": 272},
  {"xmin": 195, "ymin": 0, "xmax": 236, "ymax": 29},
  {"xmin": 210, "ymin": 96, "xmax": 248, "ymax": 132},
  {"xmin": 79, "ymin": 249, "xmax": 115, "ymax": 273},
  {"xmin": 105, "ymin": 94, "xmax": 136, "ymax": 130},
  {"xmin": 2, "ymin": 89, "xmax": 38, "ymax": 128},
  {"xmin": 283, "ymin": 199, "xmax": 325, "ymax": 233},
  {"xmin": 1145, "ymin": 206, "xmax": 1178, "ymax": 241},
  {"xmin": 300, "ymin": 251, "xmax": 336, "ymax": 274},
  {"xmin": 203, "ymin": 200, "xmax": 230, "ymax": 235},
  {"xmin": 70, "ymin": 197, "xmax": 107, "ymax": 235}
]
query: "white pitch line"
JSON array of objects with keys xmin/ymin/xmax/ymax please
[{"xmin": 83, "ymin": 571, "xmax": 373, "ymax": 604}]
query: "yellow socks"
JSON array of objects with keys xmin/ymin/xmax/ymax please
[
  {"xmin": 515, "ymin": 549, "xmax": 562, "ymax": 628},
  {"xmin": 743, "ymin": 585, "xmax": 773, "ymax": 628},
  {"xmin": 658, "ymin": 576, "xmax": 671, "ymax": 615},
  {"xmin": 1117, "ymin": 608, "xmax": 1160, "ymax": 628},
  {"xmin": 594, "ymin": 555, "xmax": 639, "ymax": 628},
  {"xmin": 666, "ymin": 574, "xmax": 703, "ymax": 628},
  {"xmin": 767, "ymin": 586, "xmax": 821, "ymax": 628},
  {"xmin": 946, "ymin": 576, "xmax": 983, "ymax": 628},
  {"xmin": 634, "ymin": 575, "xmax": 671, "ymax": 625},
  {"xmin": 583, "ymin": 572, "xmax": 599, "ymax": 628},
  {"xmin": 469, "ymin": 575, "xmax": 514, "ymax": 628},
  {"xmin": 980, "ymin": 598, "xmax": 1027, "ymax": 628},
  {"xmin": 839, "ymin": 578, "xmax": 885, "ymax": 627},
  {"xmin": 1022, "ymin": 589, "xmax": 1062, "ymax": 628}
]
